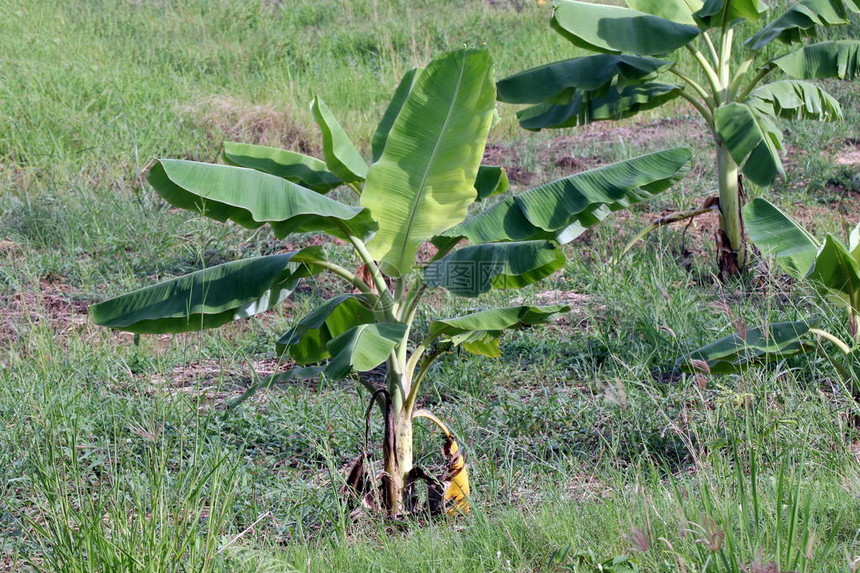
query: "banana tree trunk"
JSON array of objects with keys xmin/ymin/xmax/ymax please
[
  {"xmin": 716, "ymin": 143, "xmax": 747, "ymax": 277},
  {"xmin": 382, "ymin": 370, "xmax": 413, "ymax": 516}
]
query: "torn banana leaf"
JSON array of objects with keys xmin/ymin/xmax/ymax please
[{"xmin": 677, "ymin": 321, "xmax": 814, "ymax": 374}]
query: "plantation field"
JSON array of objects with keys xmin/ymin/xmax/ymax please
[{"xmin": 2, "ymin": 0, "xmax": 860, "ymax": 571}]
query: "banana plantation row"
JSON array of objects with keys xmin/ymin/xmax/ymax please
[{"xmin": 92, "ymin": 0, "xmax": 860, "ymax": 516}]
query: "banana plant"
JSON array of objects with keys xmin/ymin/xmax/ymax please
[
  {"xmin": 678, "ymin": 198, "xmax": 860, "ymax": 398},
  {"xmin": 91, "ymin": 47, "xmax": 693, "ymax": 517},
  {"xmin": 498, "ymin": 0, "xmax": 859, "ymax": 277}
]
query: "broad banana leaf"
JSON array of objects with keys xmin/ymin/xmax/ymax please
[
  {"xmin": 747, "ymin": 80, "xmax": 842, "ymax": 122},
  {"xmin": 474, "ymin": 166, "xmax": 509, "ymax": 201},
  {"xmin": 771, "ymin": 40, "xmax": 860, "ymax": 80},
  {"xmin": 714, "ymin": 103, "xmax": 784, "ymax": 186},
  {"xmin": 496, "ymin": 54, "xmax": 674, "ymax": 104},
  {"xmin": 625, "ymin": 0, "xmax": 703, "ymax": 25},
  {"xmin": 371, "ymin": 67, "xmax": 421, "ymax": 162},
  {"xmin": 807, "ymin": 235, "xmax": 860, "ymax": 308},
  {"xmin": 147, "ymin": 159, "xmax": 377, "ymax": 241},
  {"xmin": 310, "ymin": 96, "xmax": 368, "ymax": 183},
  {"xmin": 743, "ymin": 198, "xmax": 819, "ymax": 279},
  {"xmin": 850, "ymin": 222, "xmax": 860, "ymax": 262},
  {"xmin": 91, "ymin": 249, "xmax": 323, "ymax": 334},
  {"xmin": 428, "ymin": 304, "xmax": 570, "ymax": 356},
  {"xmin": 439, "ymin": 148, "xmax": 691, "ymax": 245},
  {"xmin": 361, "ymin": 48, "xmax": 496, "ymax": 277},
  {"xmin": 276, "ymin": 294, "xmax": 375, "ymax": 364},
  {"xmin": 324, "ymin": 323, "xmax": 408, "ymax": 379},
  {"xmin": 222, "ymin": 142, "xmax": 341, "ymax": 193},
  {"xmin": 746, "ymin": 0, "xmax": 859, "ymax": 50},
  {"xmin": 515, "ymin": 81, "xmax": 682, "ymax": 131},
  {"xmin": 677, "ymin": 321, "xmax": 813, "ymax": 374},
  {"xmin": 552, "ymin": 1, "xmax": 700, "ymax": 56},
  {"xmin": 424, "ymin": 241, "xmax": 566, "ymax": 297},
  {"xmin": 693, "ymin": 0, "xmax": 767, "ymax": 28}
]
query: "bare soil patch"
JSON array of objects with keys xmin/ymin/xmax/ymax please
[
  {"xmin": 0, "ymin": 279, "xmax": 91, "ymax": 348},
  {"xmin": 836, "ymin": 137, "xmax": 860, "ymax": 166}
]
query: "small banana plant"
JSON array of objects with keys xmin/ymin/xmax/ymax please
[
  {"xmin": 498, "ymin": 0, "xmax": 859, "ymax": 277},
  {"xmin": 91, "ymin": 47, "xmax": 692, "ymax": 517},
  {"xmin": 678, "ymin": 198, "xmax": 860, "ymax": 399}
]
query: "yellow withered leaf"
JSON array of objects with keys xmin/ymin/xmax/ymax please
[
  {"xmin": 413, "ymin": 408, "xmax": 471, "ymax": 515},
  {"xmin": 442, "ymin": 435, "xmax": 470, "ymax": 515}
]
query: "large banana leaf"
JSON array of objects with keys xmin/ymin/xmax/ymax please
[
  {"xmin": 428, "ymin": 304, "xmax": 570, "ymax": 357},
  {"xmin": 496, "ymin": 54, "xmax": 674, "ymax": 105},
  {"xmin": 807, "ymin": 235, "xmax": 860, "ymax": 307},
  {"xmin": 310, "ymin": 96, "xmax": 368, "ymax": 183},
  {"xmin": 693, "ymin": 0, "xmax": 767, "ymax": 28},
  {"xmin": 222, "ymin": 142, "xmax": 341, "ymax": 193},
  {"xmin": 747, "ymin": 80, "xmax": 842, "ymax": 122},
  {"xmin": 677, "ymin": 321, "xmax": 813, "ymax": 374},
  {"xmin": 276, "ymin": 294, "xmax": 375, "ymax": 364},
  {"xmin": 746, "ymin": 0, "xmax": 858, "ymax": 50},
  {"xmin": 515, "ymin": 82, "xmax": 682, "ymax": 131},
  {"xmin": 552, "ymin": 1, "xmax": 700, "ymax": 56},
  {"xmin": 324, "ymin": 323, "xmax": 408, "ymax": 379},
  {"xmin": 371, "ymin": 67, "xmax": 421, "ymax": 162},
  {"xmin": 439, "ymin": 148, "xmax": 691, "ymax": 245},
  {"xmin": 714, "ymin": 103, "xmax": 784, "ymax": 186},
  {"xmin": 743, "ymin": 198, "xmax": 819, "ymax": 279},
  {"xmin": 850, "ymin": 222, "xmax": 860, "ymax": 262},
  {"xmin": 771, "ymin": 40, "xmax": 860, "ymax": 80},
  {"xmin": 147, "ymin": 159, "xmax": 376, "ymax": 241},
  {"xmin": 361, "ymin": 48, "xmax": 496, "ymax": 277},
  {"xmin": 91, "ymin": 249, "xmax": 323, "ymax": 334},
  {"xmin": 625, "ymin": 0, "xmax": 703, "ymax": 25},
  {"xmin": 424, "ymin": 241, "xmax": 565, "ymax": 297}
]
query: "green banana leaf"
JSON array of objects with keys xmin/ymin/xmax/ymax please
[
  {"xmin": 222, "ymin": 142, "xmax": 341, "ymax": 193},
  {"xmin": 361, "ymin": 47, "xmax": 496, "ymax": 278},
  {"xmin": 747, "ymin": 80, "xmax": 842, "ymax": 122},
  {"xmin": 424, "ymin": 241, "xmax": 566, "ymax": 297},
  {"xmin": 428, "ymin": 304, "xmax": 570, "ymax": 356},
  {"xmin": 310, "ymin": 95, "xmax": 368, "ymax": 183},
  {"xmin": 371, "ymin": 67, "xmax": 421, "ymax": 162},
  {"xmin": 276, "ymin": 294, "xmax": 376, "ymax": 364},
  {"xmin": 552, "ymin": 1, "xmax": 700, "ymax": 56},
  {"xmin": 714, "ymin": 103, "xmax": 784, "ymax": 186},
  {"xmin": 515, "ymin": 82, "xmax": 682, "ymax": 131},
  {"xmin": 746, "ymin": 0, "xmax": 858, "ymax": 50},
  {"xmin": 677, "ymin": 321, "xmax": 813, "ymax": 374},
  {"xmin": 807, "ymin": 235, "xmax": 860, "ymax": 308},
  {"xmin": 771, "ymin": 40, "xmax": 860, "ymax": 80},
  {"xmin": 147, "ymin": 159, "xmax": 377, "ymax": 241},
  {"xmin": 439, "ymin": 148, "xmax": 691, "ymax": 245},
  {"xmin": 624, "ymin": 0, "xmax": 703, "ymax": 25},
  {"xmin": 743, "ymin": 198, "xmax": 819, "ymax": 279},
  {"xmin": 324, "ymin": 323, "xmax": 408, "ymax": 379},
  {"xmin": 693, "ymin": 0, "xmax": 767, "ymax": 28},
  {"xmin": 474, "ymin": 166, "xmax": 509, "ymax": 201},
  {"xmin": 496, "ymin": 54, "xmax": 674, "ymax": 105},
  {"xmin": 850, "ymin": 222, "xmax": 860, "ymax": 262},
  {"xmin": 91, "ymin": 249, "xmax": 323, "ymax": 334}
]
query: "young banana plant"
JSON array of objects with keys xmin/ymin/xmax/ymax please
[
  {"xmin": 91, "ymin": 47, "xmax": 692, "ymax": 517},
  {"xmin": 678, "ymin": 198, "xmax": 860, "ymax": 399},
  {"xmin": 498, "ymin": 0, "xmax": 859, "ymax": 277}
]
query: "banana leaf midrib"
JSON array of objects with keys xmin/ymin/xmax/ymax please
[{"xmin": 390, "ymin": 53, "xmax": 468, "ymax": 273}]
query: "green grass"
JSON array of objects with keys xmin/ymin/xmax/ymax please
[{"xmin": 2, "ymin": 0, "xmax": 860, "ymax": 571}]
